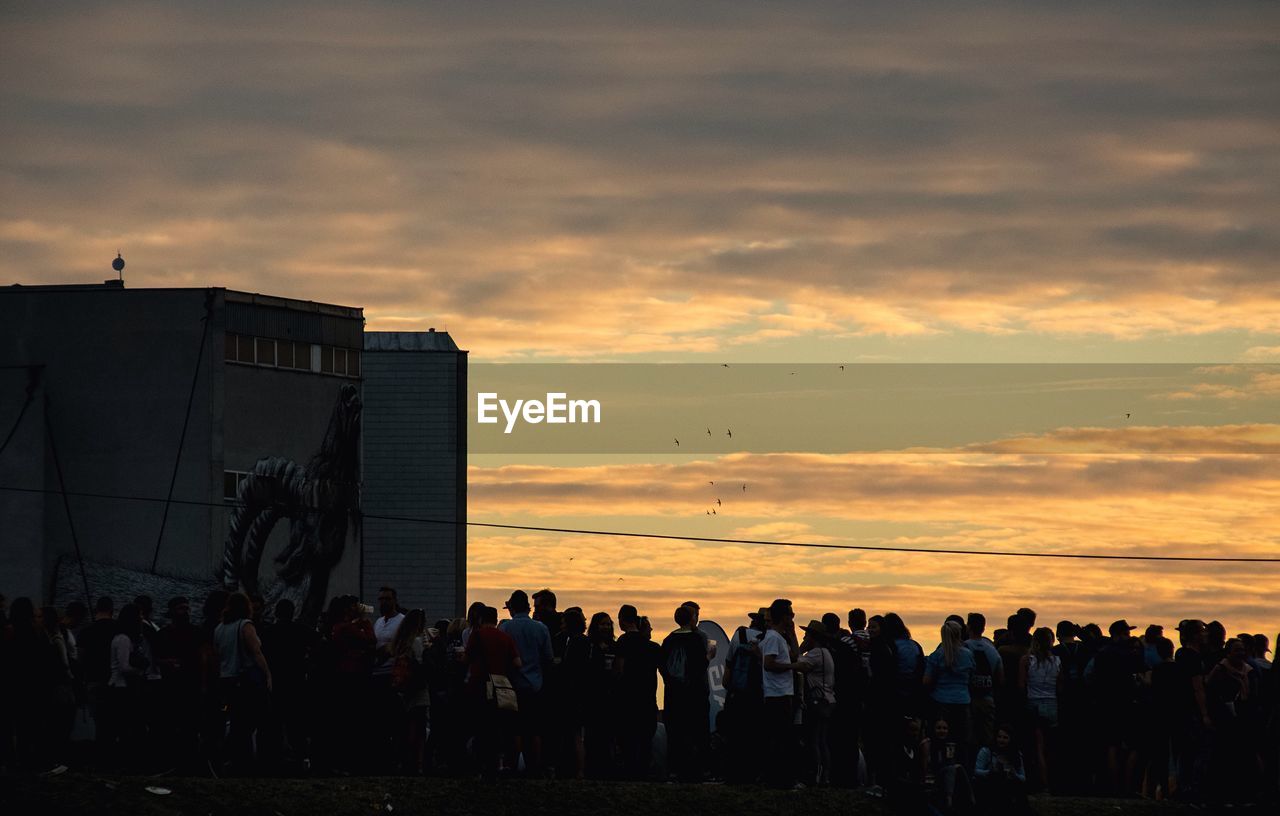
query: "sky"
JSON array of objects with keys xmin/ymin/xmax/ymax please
[{"xmin": 4, "ymin": 1, "xmax": 1279, "ymax": 647}]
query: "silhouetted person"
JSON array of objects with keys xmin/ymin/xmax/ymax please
[
  {"xmin": 213, "ymin": 591, "xmax": 272, "ymax": 771},
  {"xmin": 614, "ymin": 604, "xmax": 660, "ymax": 779},
  {"xmin": 760, "ymin": 598, "xmax": 802, "ymax": 788},
  {"xmin": 965, "ymin": 612, "xmax": 1004, "ymax": 752},
  {"xmin": 464, "ymin": 605, "xmax": 521, "ymax": 776},
  {"xmin": 661, "ymin": 604, "xmax": 709, "ymax": 781},
  {"xmin": 260, "ymin": 598, "xmax": 312, "ymax": 767},
  {"xmin": 499, "ymin": 589, "xmax": 552, "ymax": 774},
  {"xmin": 102, "ymin": 603, "xmax": 146, "ymax": 765},
  {"xmin": 584, "ymin": 611, "xmax": 618, "ymax": 777},
  {"xmin": 154, "ymin": 596, "xmax": 203, "ymax": 769}
]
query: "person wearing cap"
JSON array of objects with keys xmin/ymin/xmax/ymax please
[
  {"xmin": 1084, "ymin": 620, "xmax": 1145, "ymax": 792},
  {"xmin": 498, "ymin": 589, "xmax": 553, "ymax": 773},
  {"xmin": 1173, "ymin": 619, "xmax": 1211, "ymax": 798}
]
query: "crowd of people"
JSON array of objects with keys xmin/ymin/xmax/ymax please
[{"xmin": 1, "ymin": 589, "xmax": 1277, "ymax": 811}]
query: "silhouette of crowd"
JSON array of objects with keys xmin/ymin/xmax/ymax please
[{"xmin": 1, "ymin": 589, "xmax": 1277, "ymax": 811}]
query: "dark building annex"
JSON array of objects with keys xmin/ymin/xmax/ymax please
[{"xmin": 0, "ymin": 280, "xmax": 466, "ymax": 624}]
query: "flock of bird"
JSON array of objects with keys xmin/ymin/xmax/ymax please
[{"xmin": 671, "ymin": 364, "xmax": 1134, "ymax": 518}]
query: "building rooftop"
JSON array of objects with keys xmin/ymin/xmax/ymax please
[
  {"xmin": 4, "ymin": 281, "xmax": 363, "ymax": 320},
  {"xmin": 365, "ymin": 330, "xmax": 461, "ymax": 352}
]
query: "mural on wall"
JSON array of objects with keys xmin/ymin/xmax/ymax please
[{"xmin": 221, "ymin": 383, "xmax": 362, "ymax": 624}]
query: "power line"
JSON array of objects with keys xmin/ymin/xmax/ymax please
[
  {"xmin": 150, "ymin": 290, "xmax": 215, "ymax": 574},
  {"xmin": 1, "ymin": 482, "xmax": 1277, "ymax": 564},
  {"xmin": 0, "ymin": 367, "xmax": 41, "ymax": 460}
]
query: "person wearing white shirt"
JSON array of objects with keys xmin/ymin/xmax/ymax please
[
  {"xmin": 760, "ymin": 598, "xmax": 811, "ymax": 788},
  {"xmin": 371, "ymin": 587, "xmax": 406, "ymax": 764}
]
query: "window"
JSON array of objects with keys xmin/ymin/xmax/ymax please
[
  {"xmin": 224, "ymin": 470, "xmax": 248, "ymax": 501},
  {"xmin": 254, "ymin": 337, "xmax": 276, "ymax": 366},
  {"xmin": 224, "ymin": 334, "xmax": 357, "ymax": 377}
]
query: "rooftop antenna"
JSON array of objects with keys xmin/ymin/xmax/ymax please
[{"xmin": 112, "ymin": 252, "xmax": 125, "ymax": 282}]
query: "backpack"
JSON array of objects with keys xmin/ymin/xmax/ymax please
[
  {"xmin": 391, "ymin": 643, "xmax": 430, "ymax": 693},
  {"xmin": 390, "ymin": 652, "xmax": 415, "ymax": 691},
  {"xmin": 727, "ymin": 628, "xmax": 762, "ymax": 695},
  {"xmin": 970, "ymin": 643, "xmax": 994, "ymax": 693},
  {"xmin": 665, "ymin": 639, "xmax": 688, "ymax": 685}
]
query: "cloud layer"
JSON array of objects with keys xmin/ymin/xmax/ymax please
[{"xmin": 4, "ymin": 2, "xmax": 1279, "ymax": 357}]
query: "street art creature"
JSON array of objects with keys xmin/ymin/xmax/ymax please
[{"xmin": 221, "ymin": 383, "xmax": 361, "ymax": 624}]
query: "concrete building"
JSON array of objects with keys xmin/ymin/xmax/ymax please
[{"xmin": 0, "ymin": 279, "xmax": 465, "ymax": 622}]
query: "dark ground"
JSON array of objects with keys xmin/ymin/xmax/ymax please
[{"xmin": 2, "ymin": 773, "xmax": 1210, "ymax": 816}]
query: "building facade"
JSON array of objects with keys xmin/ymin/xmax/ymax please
[{"xmin": 0, "ymin": 281, "xmax": 465, "ymax": 622}]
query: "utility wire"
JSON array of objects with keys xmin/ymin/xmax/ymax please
[
  {"xmin": 41, "ymin": 404, "xmax": 93, "ymax": 607},
  {"xmin": 150, "ymin": 290, "xmax": 215, "ymax": 574},
  {"xmin": 0, "ymin": 367, "xmax": 41, "ymax": 460},
  {"xmin": 1, "ymin": 482, "xmax": 1277, "ymax": 564}
]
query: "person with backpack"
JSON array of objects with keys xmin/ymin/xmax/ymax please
[
  {"xmin": 390, "ymin": 609, "xmax": 432, "ymax": 775},
  {"xmin": 722, "ymin": 608, "xmax": 767, "ymax": 783},
  {"xmin": 965, "ymin": 612, "xmax": 1004, "ymax": 752},
  {"xmin": 660, "ymin": 605, "xmax": 709, "ymax": 781}
]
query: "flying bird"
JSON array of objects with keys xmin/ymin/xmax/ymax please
[
  {"xmin": 721, "ymin": 363, "xmax": 729, "ymax": 368},
  {"xmin": 711, "ymin": 508, "xmax": 717, "ymax": 515},
  {"xmin": 839, "ymin": 365, "xmax": 845, "ymax": 371},
  {"xmin": 742, "ymin": 483, "xmax": 747, "ymax": 491},
  {"xmin": 674, "ymin": 438, "xmax": 680, "ymax": 446},
  {"xmin": 716, "ymin": 498, "xmax": 721, "ymax": 507},
  {"xmin": 709, "ymin": 481, "xmax": 715, "ymax": 485},
  {"xmin": 1125, "ymin": 413, "xmax": 1131, "ymax": 419},
  {"xmin": 706, "ymin": 428, "xmax": 712, "ymax": 436},
  {"xmin": 726, "ymin": 429, "xmax": 732, "ymax": 438}
]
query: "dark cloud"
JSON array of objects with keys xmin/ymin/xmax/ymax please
[{"xmin": 3, "ymin": 1, "xmax": 1279, "ymax": 352}]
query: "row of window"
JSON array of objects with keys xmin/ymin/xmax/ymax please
[{"xmin": 225, "ymin": 333, "xmax": 360, "ymax": 377}]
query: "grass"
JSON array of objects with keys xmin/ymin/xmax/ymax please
[{"xmin": 2, "ymin": 772, "xmax": 1205, "ymax": 816}]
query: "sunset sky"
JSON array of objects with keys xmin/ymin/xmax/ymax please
[{"xmin": 4, "ymin": 2, "xmax": 1278, "ymax": 646}]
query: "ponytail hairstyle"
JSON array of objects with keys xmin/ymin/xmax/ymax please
[{"xmin": 940, "ymin": 620, "xmax": 963, "ymax": 669}]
